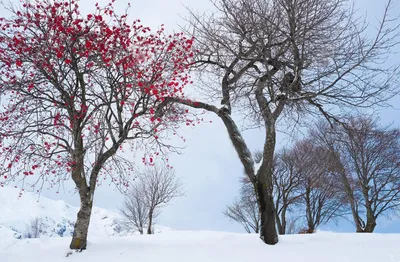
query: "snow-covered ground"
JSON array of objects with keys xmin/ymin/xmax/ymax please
[
  {"xmin": 1, "ymin": 187, "xmax": 400, "ymax": 262},
  {"xmin": 1, "ymin": 231, "xmax": 399, "ymax": 262}
]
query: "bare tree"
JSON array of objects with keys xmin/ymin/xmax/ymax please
[
  {"xmin": 136, "ymin": 165, "xmax": 183, "ymax": 235},
  {"xmin": 161, "ymin": 0, "xmax": 400, "ymax": 244},
  {"xmin": 294, "ymin": 140, "xmax": 348, "ymax": 232},
  {"xmin": 273, "ymin": 149, "xmax": 303, "ymax": 234},
  {"xmin": 224, "ymin": 182, "xmax": 260, "ymax": 233},
  {"xmin": 120, "ymin": 184, "xmax": 150, "ymax": 235},
  {"xmin": 314, "ymin": 116, "xmax": 400, "ymax": 232}
]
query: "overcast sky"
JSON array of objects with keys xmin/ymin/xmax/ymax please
[{"xmin": 1, "ymin": 0, "xmax": 400, "ymax": 234}]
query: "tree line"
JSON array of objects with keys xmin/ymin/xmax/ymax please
[{"xmin": 225, "ymin": 115, "xmax": 400, "ymax": 234}]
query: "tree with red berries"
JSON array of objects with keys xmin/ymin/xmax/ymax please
[{"xmin": 0, "ymin": 0, "xmax": 194, "ymax": 250}]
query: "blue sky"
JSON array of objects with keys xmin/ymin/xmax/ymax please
[{"xmin": 1, "ymin": 0, "xmax": 399, "ymax": 234}]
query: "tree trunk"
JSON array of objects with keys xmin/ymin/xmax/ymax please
[
  {"xmin": 363, "ymin": 220, "xmax": 376, "ymax": 232},
  {"xmin": 257, "ymin": 182, "xmax": 278, "ymax": 243},
  {"xmin": 275, "ymin": 211, "xmax": 283, "ymax": 235},
  {"xmin": 280, "ymin": 206, "xmax": 287, "ymax": 235},
  {"xmin": 147, "ymin": 209, "xmax": 153, "ymax": 235},
  {"xmin": 356, "ymin": 205, "xmax": 376, "ymax": 233},
  {"xmin": 70, "ymin": 190, "xmax": 93, "ymax": 250},
  {"xmin": 257, "ymin": 124, "xmax": 279, "ymax": 245}
]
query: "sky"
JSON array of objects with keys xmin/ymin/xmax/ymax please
[{"xmin": 1, "ymin": 0, "xmax": 400, "ymax": 234}]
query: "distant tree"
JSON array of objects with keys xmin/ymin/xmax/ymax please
[
  {"xmin": 294, "ymin": 140, "xmax": 348, "ymax": 232},
  {"xmin": 0, "ymin": 0, "xmax": 194, "ymax": 250},
  {"xmin": 314, "ymin": 116, "xmax": 400, "ymax": 232},
  {"xmin": 224, "ymin": 182, "xmax": 260, "ymax": 233},
  {"xmin": 138, "ymin": 165, "xmax": 183, "ymax": 235},
  {"xmin": 120, "ymin": 184, "xmax": 149, "ymax": 235},
  {"xmin": 273, "ymin": 149, "xmax": 303, "ymax": 235}
]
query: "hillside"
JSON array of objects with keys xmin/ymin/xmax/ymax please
[{"xmin": 0, "ymin": 186, "xmax": 171, "ymax": 243}]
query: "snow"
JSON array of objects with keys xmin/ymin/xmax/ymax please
[
  {"xmin": 1, "ymin": 231, "xmax": 400, "ymax": 262},
  {"xmin": 0, "ymin": 187, "xmax": 169, "ymax": 241},
  {"xmin": 1, "ymin": 187, "xmax": 400, "ymax": 262}
]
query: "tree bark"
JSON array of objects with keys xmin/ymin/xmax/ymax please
[
  {"xmin": 147, "ymin": 209, "xmax": 154, "ymax": 234},
  {"xmin": 257, "ymin": 124, "xmax": 279, "ymax": 244},
  {"xmin": 280, "ymin": 206, "xmax": 288, "ymax": 235},
  {"xmin": 70, "ymin": 191, "xmax": 93, "ymax": 250},
  {"xmin": 257, "ymin": 184, "xmax": 278, "ymax": 244},
  {"xmin": 275, "ymin": 212, "xmax": 283, "ymax": 235},
  {"xmin": 69, "ymin": 133, "xmax": 94, "ymax": 250}
]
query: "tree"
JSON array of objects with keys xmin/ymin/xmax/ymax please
[
  {"xmin": 314, "ymin": 116, "xmax": 400, "ymax": 232},
  {"xmin": 134, "ymin": 165, "xmax": 183, "ymax": 235},
  {"xmin": 0, "ymin": 0, "xmax": 194, "ymax": 250},
  {"xmin": 273, "ymin": 149, "xmax": 303, "ymax": 235},
  {"xmin": 120, "ymin": 184, "xmax": 149, "ymax": 235},
  {"xmin": 294, "ymin": 140, "xmax": 347, "ymax": 232},
  {"xmin": 166, "ymin": 0, "xmax": 399, "ymax": 244},
  {"xmin": 224, "ymin": 181, "xmax": 260, "ymax": 233}
]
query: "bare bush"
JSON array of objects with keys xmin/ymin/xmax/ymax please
[{"xmin": 24, "ymin": 217, "xmax": 44, "ymax": 239}]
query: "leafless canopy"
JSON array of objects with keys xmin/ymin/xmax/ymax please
[
  {"xmin": 136, "ymin": 164, "xmax": 183, "ymax": 234},
  {"xmin": 294, "ymin": 140, "xmax": 348, "ymax": 231},
  {"xmin": 120, "ymin": 183, "xmax": 150, "ymax": 235},
  {"xmin": 172, "ymin": 0, "xmax": 400, "ymax": 244},
  {"xmin": 186, "ymin": 0, "xmax": 399, "ymax": 125},
  {"xmin": 313, "ymin": 116, "xmax": 400, "ymax": 232}
]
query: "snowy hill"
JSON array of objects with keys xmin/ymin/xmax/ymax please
[
  {"xmin": 0, "ymin": 187, "xmax": 128, "ymax": 241},
  {"xmin": 0, "ymin": 186, "xmax": 172, "ymax": 243}
]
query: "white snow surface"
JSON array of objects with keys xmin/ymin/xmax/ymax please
[
  {"xmin": 1, "ymin": 187, "xmax": 400, "ymax": 262},
  {"xmin": 1, "ymin": 231, "xmax": 400, "ymax": 262}
]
